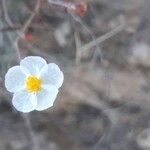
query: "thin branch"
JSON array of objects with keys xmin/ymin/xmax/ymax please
[
  {"xmin": 79, "ymin": 24, "xmax": 126, "ymax": 53},
  {"xmin": 2, "ymin": 0, "xmax": 41, "ymax": 60},
  {"xmin": 74, "ymin": 31, "xmax": 82, "ymax": 65},
  {"xmin": 14, "ymin": 0, "xmax": 41, "ymax": 59},
  {"xmin": 2, "ymin": 0, "xmax": 23, "ymax": 37},
  {"xmin": 2, "ymin": 1, "xmax": 41, "ymax": 150},
  {"xmin": 21, "ymin": 0, "xmax": 41, "ymax": 34},
  {"xmin": 70, "ymin": 13, "xmax": 104, "ymax": 63},
  {"xmin": 48, "ymin": 0, "xmax": 75, "ymax": 9},
  {"xmin": 0, "ymin": 26, "xmax": 20, "ymax": 32},
  {"xmin": 22, "ymin": 114, "xmax": 39, "ymax": 150}
]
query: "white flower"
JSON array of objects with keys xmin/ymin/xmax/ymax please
[{"xmin": 5, "ymin": 56, "xmax": 64, "ymax": 113}]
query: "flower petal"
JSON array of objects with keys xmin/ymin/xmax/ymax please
[
  {"xmin": 12, "ymin": 90, "xmax": 37, "ymax": 113},
  {"xmin": 20, "ymin": 56, "xmax": 47, "ymax": 76},
  {"xmin": 36, "ymin": 86, "xmax": 58, "ymax": 111},
  {"xmin": 40, "ymin": 63, "xmax": 64, "ymax": 88},
  {"xmin": 5, "ymin": 66, "xmax": 26, "ymax": 93}
]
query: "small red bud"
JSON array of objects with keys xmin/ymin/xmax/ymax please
[
  {"xmin": 73, "ymin": 2, "xmax": 88, "ymax": 17},
  {"xmin": 23, "ymin": 33, "xmax": 33, "ymax": 41}
]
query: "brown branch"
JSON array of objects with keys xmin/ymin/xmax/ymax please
[
  {"xmin": 0, "ymin": 26, "xmax": 20, "ymax": 32},
  {"xmin": 2, "ymin": 0, "xmax": 41, "ymax": 60},
  {"xmin": 21, "ymin": 0, "xmax": 41, "ymax": 34},
  {"xmin": 14, "ymin": 0, "xmax": 41, "ymax": 60}
]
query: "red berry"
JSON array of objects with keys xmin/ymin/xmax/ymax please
[
  {"xmin": 73, "ymin": 2, "xmax": 88, "ymax": 17},
  {"xmin": 24, "ymin": 33, "xmax": 33, "ymax": 41}
]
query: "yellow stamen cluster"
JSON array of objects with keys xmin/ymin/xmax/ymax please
[{"xmin": 26, "ymin": 76, "xmax": 42, "ymax": 93}]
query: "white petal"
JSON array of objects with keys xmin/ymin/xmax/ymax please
[
  {"xmin": 20, "ymin": 56, "xmax": 47, "ymax": 76},
  {"xmin": 40, "ymin": 63, "xmax": 64, "ymax": 88},
  {"xmin": 12, "ymin": 90, "xmax": 37, "ymax": 113},
  {"xmin": 5, "ymin": 66, "xmax": 26, "ymax": 93},
  {"xmin": 36, "ymin": 86, "xmax": 58, "ymax": 111}
]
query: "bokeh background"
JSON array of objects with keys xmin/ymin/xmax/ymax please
[{"xmin": 1, "ymin": 0, "xmax": 150, "ymax": 149}]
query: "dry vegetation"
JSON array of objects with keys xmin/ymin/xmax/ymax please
[{"xmin": 1, "ymin": 0, "xmax": 150, "ymax": 150}]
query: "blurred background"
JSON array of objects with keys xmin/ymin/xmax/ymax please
[{"xmin": 1, "ymin": 0, "xmax": 150, "ymax": 149}]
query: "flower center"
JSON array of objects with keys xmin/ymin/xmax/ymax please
[{"xmin": 26, "ymin": 76, "xmax": 42, "ymax": 93}]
